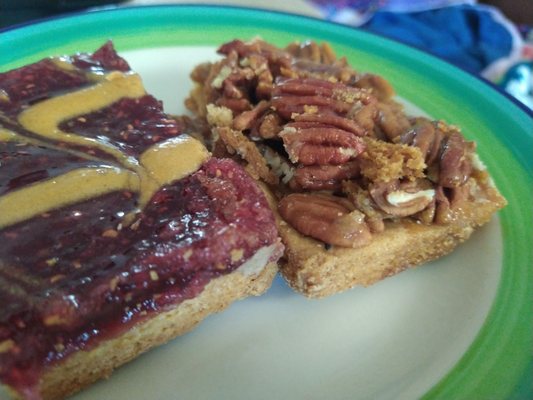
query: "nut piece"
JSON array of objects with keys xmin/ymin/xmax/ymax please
[
  {"xmin": 398, "ymin": 118, "xmax": 442, "ymax": 165},
  {"xmin": 278, "ymin": 193, "xmax": 371, "ymax": 248},
  {"xmin": 271, "ymin": 77, "xmax": 373, "ymax": 119},
  {"xmin": 232, "ymin": 100, "xmax": 270, "ymax": 131},
  {"xmin": 438, "ymin": 130, "xmax": 474, "ymax": 188},
  {"xmin": 354, "ymin": 73, "xmax": 395, "ymax": 101},
  {"xmin": 289, "ymin": 161, "xmax": 360, "ymax": 191},
  {"xmin": 279, "ymin": 122, "xmax": 366, "ymax": 165},
  {"xmin": 369, "ymin": 180, "xmax": 435, "ymax": 217}
]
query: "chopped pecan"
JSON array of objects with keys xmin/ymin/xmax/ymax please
[
  {"xmin": 289, "ymin": 161, "xmax": 360, "ymax": 191},
  {"xmin": 215, "ymin": 127, "xmax": 278, "ymax": 184},
  {"xmin": 376, "ymin": 100, "xmax": 411, "ymax": 141},
  {"xmin": 251, "ymin": 111, "xmax": 283, "ymax": 139},
  {"xmin": 215, "ymin": 97, "xmax": 251, "ymax": 114},
  {"xmin": 289, "ymin": 59, "xmax": 358, "ymax": 83},
  {"xmin": 233, "ymin": 100, "xmax": 270, "ymax": 131},
  {"xmin": 434, "ymin": 185, "xmax": 453, "ymax": 224},
  {"xmin": 274, "ymin": 77, "xmax": 338, "ymax": 97},
  {"xmin": 354, "ymin": 73, "xmax": 395, "ymax": 101},
  {"xmin": 285, "ymin": 40, "xmax": 337, "ymax": 64},
  {"xmin": 346, "ymin": 97, "xmax": 378, "ymax": 133},
  {"xmin": 369, "ymin": 180, "xmax": 435, "ymax": 217},
  {"xmin": 279, "ymin": 193, "xmax": 371, "ymax": 248},
  {"xmin": 190, "ymin": 61, "xmax": 213, "ymax": 84},
  {"xmin": 206, "ymin": 104, "xmax": 233, "ymax": 128},
  {"xmin": 218, "ymin": 39, "xmax": 293, "ymax": 77},
  {"xmin": 279, "ymin": 122, "xmax": 366, "ymax": 165},
  {"xmin": 245, "ymin": 54, "xmax": 275, "ymax": 99},
  {"xmin": 215, "ymin": 97, "xmax": 252, "ymax": 115},
  {"xmin": 342, "ymin": 180, "xmax": 386, "ymax": 233},
  {"xmin": 285, "ymin": 42, "xmax": 359, "ymax": 84}
]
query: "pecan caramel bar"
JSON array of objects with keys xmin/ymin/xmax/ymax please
[{"xmin": 185, "ymin": 38, "xmax": 506, "ymax": 297}]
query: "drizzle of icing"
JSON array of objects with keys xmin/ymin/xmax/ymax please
[
  {"xmin": 0, "ymin": 167, "xmax": 139, "ymax": 229},
  {"xmin": 139, "ymin": 136, "xmax": 209, "ymax": 205},
  {"xmin": 17, "ymin": 72, "xmax": 146, "ymax": 169},
  {"xmin": 0, "ymin": 128, "xmax": 18, "ymax": 142},
  {"xmin": 1, "ymin": 69, "xmax": 209, "ymax": 229}
]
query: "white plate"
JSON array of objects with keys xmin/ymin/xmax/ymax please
[
  {"xmin": 1, "ymin": 5, "xmax": 531, "ymax": 400},
  {"xmin": 71, "ymin": 46, "xmax": 502, "ymax": 400}
]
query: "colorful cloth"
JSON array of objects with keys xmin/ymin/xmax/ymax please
[{"xmin": 309, "ymin": 0, "xmax": 533, "ymax": 109}]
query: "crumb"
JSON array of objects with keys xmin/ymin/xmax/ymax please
[
  {"xmin": 206, "ymin": 104, "xmax": 233, "ymax": 127},
  {"xmin": 360, "ymin": 138, "xmax": 426, "ymax": 182}
]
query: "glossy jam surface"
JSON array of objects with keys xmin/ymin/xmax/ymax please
[
  {"xmin": 0, "ymin": 159, "xmax": 277, "ymax": 391},
  {"xmin": 0, "ymin": 141, "xmax": 100, "ymax": 195},
  {"xmin": 0, "ymin": 42, "xmax": 279, "ymax": 394}
]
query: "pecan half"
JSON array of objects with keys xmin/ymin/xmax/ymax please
[
  {"xmin": 354, "ymin": 73, "xmax": 395, "ymax": 101},
  {"xmin": 289, "ymin": 161, "xmax": 360, "ymax": 191},
  {"xmin": 293, "ymin": 111, "xmax": 366, "ymax": 136},
  {"xmin": 438, "ymin": 130, "xmax": 474, "ymax": 188},
  {"xmin": 376, "ymin": 101, "xmax": 411, "ymax": 141},
  {"xmin": 279, "ymin": 193, "xmax": 371, "ymax": 248},
  {"xmin": 215, "ymin": 126, "xmax": 278, "ymax": 185},
  {"xmin": 279, "ymin": 122, "xmax": 366, "ymax": 165},
  {"xmin": 232, "ymin": 100, "xmax": 270, "ymax": 131},
  {"xmin": 271, "ymin": 77, "xmax": 372, "ymax": 119},
  {"xmin": 398, "ymin": 118, "xmax": 442, "ymax": 165}
]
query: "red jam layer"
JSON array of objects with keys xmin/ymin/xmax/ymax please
[
  {"xmin": 0, "ymin": 42, "xmax": 281, "ymax": 395},
  {"xmin": 0, "ymin": 158, "xmax": 278, "ymax": 392}
]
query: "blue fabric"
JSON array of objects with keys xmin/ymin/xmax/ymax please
[{"xmin": 362, "ymin": 5, "xmax": 514, "ymax": 73}]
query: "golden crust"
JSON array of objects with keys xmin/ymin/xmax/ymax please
[
  {"xmin": 3, "ymin": 262, "xmax": 277, "ymax": 400},
  {"xmin": 263, "ymin": 181, "xmax": 506, "ymax": 298}
]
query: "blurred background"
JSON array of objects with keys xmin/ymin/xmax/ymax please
[{"xmin": 1, "ymin": 0, "xmax": 531, "ymax": 109}]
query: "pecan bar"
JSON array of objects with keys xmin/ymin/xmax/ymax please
[{"xmin": 185, "ymin": 38, "xmax": 506, "ymax": 297}]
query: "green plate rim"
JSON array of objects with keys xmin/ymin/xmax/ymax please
[{"xmin": 1, "ymin": 5, "xmax": 531, "ymax": 399}]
